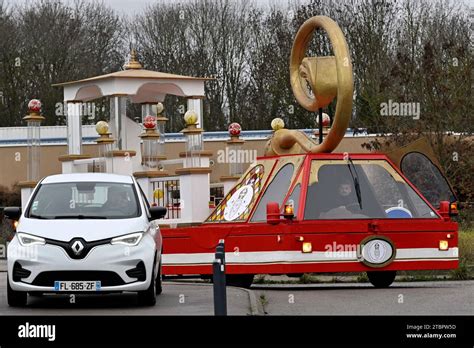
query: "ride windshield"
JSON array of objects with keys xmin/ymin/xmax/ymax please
[
  {"xmin": 27, "ymin": 182, "xmax": 140, "ymax": 219},
  {"xmin": 304, "ymin": 160, "xmax": 438, "ymax": 220}
]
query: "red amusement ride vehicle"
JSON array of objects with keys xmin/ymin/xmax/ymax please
[{"xmin": 160, "ymin": 16, "xmax": 458, "ymax": 288}]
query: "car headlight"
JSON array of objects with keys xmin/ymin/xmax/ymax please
[
  {"xmin": 17, "ymin": 232, "xmax": 46, "ymax": 246},
  {"xmin": 111, "ymin": 232, "xmax": 144, "ymax": 246}
]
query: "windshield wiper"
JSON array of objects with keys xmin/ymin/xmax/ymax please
[
  {"xmin": 347, "ymin": 157, "xmax": 363, "ymax": 210},
  {"xmin": 29, "ymin": 214, "xmax": 52, "ymax": 219},
  {"xmin": 52, "ymin": 215, "xmax": 107, "ymax": 219}
]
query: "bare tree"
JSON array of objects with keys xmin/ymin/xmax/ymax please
[{"xmin": 0, "ymin": 0, "xmax": 125, "ymax": 127}]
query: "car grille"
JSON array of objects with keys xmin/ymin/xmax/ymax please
[
  {"xmin": 31, "ymin": 271, "xmax": 125, "ymax": 287},
  {"xmin": 45, "ymin": 237, "xmax": 111, "ymax": 260}
]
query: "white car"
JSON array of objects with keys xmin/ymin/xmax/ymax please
[{"xmin": 5, "ymin": 173, "xmax": 166, "ymax": 307}]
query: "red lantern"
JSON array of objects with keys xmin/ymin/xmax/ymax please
[
  {"xmin": 28, "ymin": 99, "xmax": 42, "ymax": 113},
  {"xmin": 316, "ymin": 113, "xmax": 331, "ymax": 127},
  {"xmin": 228, "ymin": 122, "xmax": 241, "ymax": 136},
  {"xmin": 143, "ymin": 115, "xmax": 157, "ymax": 129}
]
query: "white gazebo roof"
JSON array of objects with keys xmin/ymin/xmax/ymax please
[{"xmin": 52, "ymin": 50, "xmax": 213, "ymax": 103}]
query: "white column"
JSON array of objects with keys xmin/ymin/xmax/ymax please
[
  {"xmin": 187, "ymin": 98, "xmax": 203, "ymax": 128},
  {"xmin": 179, "ymin": 173, "xmax": 210, "ymax": 223},
  {"xmin": 66, "ymin": 102, "xmax": 82, "ymax": 155},
  {"xmin": 110, "ymin": 96, "xmax": 127, "ymax": 150}
]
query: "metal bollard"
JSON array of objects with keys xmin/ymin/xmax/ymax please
[{"xmin": 213, "ymin": 239, "xmax": 227, "ymax": 316}]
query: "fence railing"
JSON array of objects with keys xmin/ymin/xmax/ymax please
[{"xmin": 150, "ymin": 177, "xmax": 181, "ymax": 220}]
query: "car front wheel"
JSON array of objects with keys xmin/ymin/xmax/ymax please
[
  {"xmin": 137, "ymin": 266, "xmax": 157, "ymax": 306},
  {"xmin": 7, "ymin": 276, "xmax": 27, "ymax": 307},
  {"xmin": 156, "ymin": 260, "xmax": 163, "ymax": 295}
]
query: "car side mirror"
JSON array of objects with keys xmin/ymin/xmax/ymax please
[
  {"xmin": 3, "ymin": 207, "xmax": 22, "ymax": 220},
  {"xmin": 149, "ymin": 206, "xmax": 167, "ymax": 220}
]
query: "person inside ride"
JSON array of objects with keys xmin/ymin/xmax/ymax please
[{"xmin": 320, "ymin": 175, "xmax": 363, "ymax": 218}]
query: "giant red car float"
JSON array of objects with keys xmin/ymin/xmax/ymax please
[{"xmin": 161, "ymin": 16, "xmax": 458, "ymax": 288}]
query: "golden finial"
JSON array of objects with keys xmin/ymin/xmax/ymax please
[
  {"xmin": 95, "ymin": 121, "xmax": 109, "ymax": 135},
  {"xmin": 184, "ymin": 110, "xmax": 198, "ymax": 126},
  {"xmin": 271, "ymin": 118, "xmax": 285, "ymax": 131},
  {"xmin": 124, "ymin": 48, "xmax": 143, "ymax": 70}
]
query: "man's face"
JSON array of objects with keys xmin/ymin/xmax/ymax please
[{"xmin": 338, "ymin": 183, "xmax": 352, "ymax": 197}]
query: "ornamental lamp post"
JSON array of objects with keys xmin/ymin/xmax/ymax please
[
  {"xmin": 141, "ymin": 102, "xmax": 155, "ymax": 124},
  {"xmin": 140, "ymin": 115, "xmax": 165, "ymax": 169},
  {"xmin": 24, "ymin": 99, "xmax": 45, "ymax": 182},
  {"xmin": 18, "ymin": 99, "xmax": 45, "ymax": 210},
  {"xmin": 133, "ymin": 113, "xmax": 168, "ymax": 212},
  {"xmin": 155, "ymin": 102, "xmax": 168, "ymax": 147},
  {"xmin": 95, "ymin": 121, "xmax": 115, "ymax": 173},
  {"xmin": 220, "ymin": 122, "xmax": 245, "ymax": 195},
  {"xmin": 181, "ymin": 110, "xmax": 204, "ymax": 168},
  {"xmin": 175, "ymin": 109, "xmax": 212, "ymax": 223},
  {"xmin": 227, "ymin": 122, "xmax": 245, "ymax": 177}
]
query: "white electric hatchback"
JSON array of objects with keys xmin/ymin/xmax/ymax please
[{"xmin": 4, "ymin": 173, "xmax": 166, "ymax": 307}]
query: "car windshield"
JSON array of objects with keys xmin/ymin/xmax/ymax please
[
  {"xmin": 304, "ymin": 160, "xmax": 438, "ymax": 220},
  {"xmin": 27, "ymin": 182, "xmax": 140, "ymax": 219}
]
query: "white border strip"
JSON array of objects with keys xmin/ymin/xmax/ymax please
[{"xmin": 162, "ymin": 248, "xmax": 458, "ymax": 266}]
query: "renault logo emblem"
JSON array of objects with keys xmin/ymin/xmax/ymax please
[{"xmin": 71, "ymin": 240, "xmax": 84, "ymax": 255}]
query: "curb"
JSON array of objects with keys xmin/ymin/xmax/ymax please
[
  {"xmin": 240, "ymin": 287, "xmax": 261, "ymax": 316},
  {"xmin": 166, "ymin": 280, "xmax": 261, "ymax": 316}
]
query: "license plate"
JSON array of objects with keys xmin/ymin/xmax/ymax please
[{"xmin": 54, "ymin": 281, "xmax": 101, "ymax": 292}]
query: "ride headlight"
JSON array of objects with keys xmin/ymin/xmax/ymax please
[
  {"xmin": 17, "ymin": 232, "xmax": 46, "ymax": 246},
  {"xmin": 111, "ymin": 232, "xmax": 144, "ymax": 246}
]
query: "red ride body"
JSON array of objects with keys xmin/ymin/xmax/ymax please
[{"xmin": 161, "ymin": 153, "xmax": 458, "ymax": 277}]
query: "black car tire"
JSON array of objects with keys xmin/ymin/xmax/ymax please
[
  {"xmin": 156, "ymin": 260, "xmax": 163, "ymax": 295},
  {"xmin": 367, "ymin": 271, "xmax": 397, "ymax": 288},
  {"xmin": 137, "ymin": 266, "xmax": 157, "ymax": 306},
  {"xmin": 225, "ymin": 274, "xmax": 254, "ymax": 289}
]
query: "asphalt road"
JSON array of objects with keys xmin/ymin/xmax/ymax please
[
  {"xmin": 1, "ymin": 270, "xmax": 473, "ymax": 315},
  {"xmin": 252, "ymin": 280, "xmax": 474, "ymax": 315},
  {"xmin": 0, "ymin": 274, "xmax": 255, "ymax": 315}
]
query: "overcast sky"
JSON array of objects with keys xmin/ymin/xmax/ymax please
[{"xmin": 6, "ymin": 0, "xmax": 473, "ymax": 16}]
